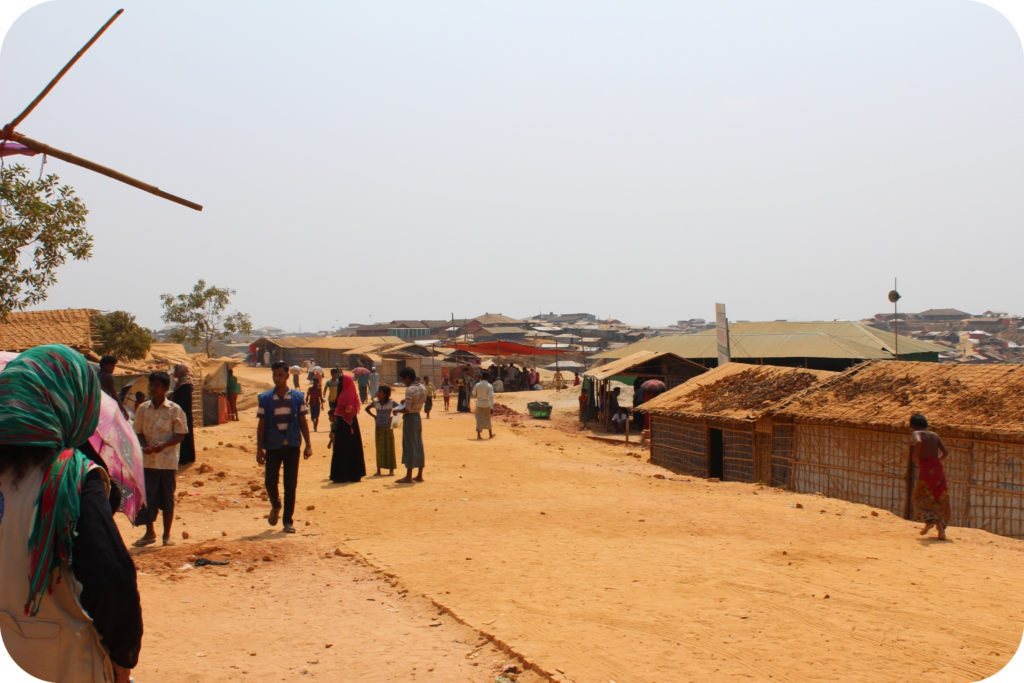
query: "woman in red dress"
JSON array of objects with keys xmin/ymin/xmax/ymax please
[{"xmin": 910, "ymin": 413, "xmax": 951, "ymax": 540}]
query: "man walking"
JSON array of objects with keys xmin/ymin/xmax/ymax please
[
  {"xmin": 368, "ymin": 366, "xmax": 380, "ymax": 401},
  {"xmin": 256, "ymin": 361, "xmax": 313, "ymax": 533},
  {"xmin": 356, "ymin": 366, "xmax": 371, "ymax": 403},
  {"xmin": 134, "ymin": 371, "xmax": 189, "ymax": 547},
  {"xmin": 472, "ymin": 373, "xmax": 495, "ymax": 440}
]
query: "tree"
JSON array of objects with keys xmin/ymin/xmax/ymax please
[
  {"xmin": 94, "ymin": 310, "xmax": 153, "ymax": 361},
  {"xmin": 160, "ymin": 280, "xmax": 253, "ymax": 356},
  {"xmin": 0, "ymin": 164, "xmax": 91, "ymax": 317}
]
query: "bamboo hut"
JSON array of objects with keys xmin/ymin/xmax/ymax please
[
  {"xmin": 584, "ymin": 351, "xmax": 707, "ymax": 429},
  {"xmin": 641, "ymin": 363, "xmax": 836, "ymax": 482},
  {"xmin": 773, "ymin": 361, "xmax": 1024, "ymax": 538},
  {"xmin": 254, "ymin": 336, "xmax": 404, "ymax": 368}
]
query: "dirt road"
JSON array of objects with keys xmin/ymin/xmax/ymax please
[{"xmin": 121, "ymin": 370, "xmax": 1024, "ymax": 681}]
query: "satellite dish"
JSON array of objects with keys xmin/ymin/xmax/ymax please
[{"xmin": 887, "ymin": 290, "xmax": 901, "ymax": 303}]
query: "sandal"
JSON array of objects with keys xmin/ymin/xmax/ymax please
[{"xmin": 133, "ymin": 536, "xmax": 156, "ymax": 547}]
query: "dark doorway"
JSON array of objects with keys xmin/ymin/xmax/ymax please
[{"xmin": 708, "ymin": 428, "xmax": 724, "ymax": 479}]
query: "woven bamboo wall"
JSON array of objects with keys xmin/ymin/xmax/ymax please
[
  {"xmin": 790, "ymin": 424, "xmax": 908, "ymax": 516},
  {"xmin": 723, "ymin": 428, "xmax": 755, "ymax": 482},
  {"xmin": 650, "ymin": 416, "xmax": 706, "ymax": 476},
  {"xmin": 962, "ymin": 436, "xmax": 1024, "ymax": 538},
  {"xmin": 787, "ymin": 423, "xmax": 1024, "ymax": 539},
  {"xmin": 650, "ymin": 415, "xmax": 759, "ymax": 482},
  {"xmin": 771, "ymin": 424, "xmax": 795, "ymax": 487}
]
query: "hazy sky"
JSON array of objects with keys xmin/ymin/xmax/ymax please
[{"xmin": 2, "ymin": 0, "xmax": 1023, "ymax": 331}]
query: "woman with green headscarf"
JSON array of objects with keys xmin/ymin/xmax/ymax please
[{"xmin": 0, "ymin": 344, "xmax": 142, "ymax": 683}]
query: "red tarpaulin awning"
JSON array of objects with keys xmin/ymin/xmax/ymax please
[{"xmin": 442, "ymin": 341, "xmax": 569, "ymax": 356}]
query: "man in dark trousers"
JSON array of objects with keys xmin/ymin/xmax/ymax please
[{"xmin": 256, "ymin": 361, "xmax": 313, "ymax": 534}]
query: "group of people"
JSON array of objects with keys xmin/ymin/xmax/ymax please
[
  {"xmin": 0, "ymin": 342, "xmax": 958, "ymax": 682},
  {"xmin": 483, "ymin": 363, "xmax": 545, "ymax": 393},
  {"xmin": 254, "ymin": 363, "xmax": 431, "ymax": 532}
]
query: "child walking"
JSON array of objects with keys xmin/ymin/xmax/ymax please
[
  {"xmin": 424, "ymin": 376, "xmax": 434, "ymax": 419},
  {"xmin": 306, "ymin": 380, "xmax": 324, "ymax": 431},
  {"xmin": 365, "ymin": 385, "xmax": 397, "ymax": 476},
  {"xmin": 441, "ymin": 378, "xmax": 452, "ymax": 411}
]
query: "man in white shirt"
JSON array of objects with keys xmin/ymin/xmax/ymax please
[
  {"xmin": 472, "ymin": 375, "xmax": 495, "ymax": 440},
  {"xmin": 133, "ymin": 371, "xmax": 189, "ymax": 547}
]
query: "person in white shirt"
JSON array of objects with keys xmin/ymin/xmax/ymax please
[
  {"xmin": 610, "ymin": 408, "xmax": 628, "ymax": 434},
  {"xmin": 472, "ymin": 376, "xmax": 495, "ymax": 440},
  {"xmin": 133, "ymin": 371, "xmax": 189, "ymax": 547}
]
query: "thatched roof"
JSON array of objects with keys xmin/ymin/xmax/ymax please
[
  {"xmin": 776, "ymin": 360, "xmax": 1024, "ymax": 434},
  {"xmin": 0, "ymin": 308, "xmax": 99, "ymax": 352},
  {"xmin": 641, "ymin": 363, "xmax": 836, "ymax": 422}
]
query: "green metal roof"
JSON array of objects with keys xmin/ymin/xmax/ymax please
[{"xmin": 591, "ymin": 321, "xmax": 944, "ymax": 361}]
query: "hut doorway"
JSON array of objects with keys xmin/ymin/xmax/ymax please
[{"xmin": 708, "ymin": 428, "xmax": 724, "ymax": 479}]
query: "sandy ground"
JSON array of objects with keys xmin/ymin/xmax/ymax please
[{"xmin": 116, "ymin": 366, "xmax": 1024, "ymax": 681}]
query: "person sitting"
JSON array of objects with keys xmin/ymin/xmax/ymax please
[{"xmin": 610, "ymin": 408, "xmax": 628, "ymax": 434}]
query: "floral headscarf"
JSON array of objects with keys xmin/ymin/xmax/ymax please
[{"xmin": 0, "ymin": 344, "xmax": 100, "ymax": 615}]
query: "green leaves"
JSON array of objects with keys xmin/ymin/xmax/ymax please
[
  {"xmin": 95, "ymin": 310, "xmax": 153, "ymax": 361},
  {"xmin": 0, "ymin": 164, "xmax": 92, "ymax": 317},
  {"xmin": 159, "ymin": 279, "xmax": 251, "ymax": 356}
]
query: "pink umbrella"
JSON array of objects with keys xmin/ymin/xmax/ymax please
[
  {"xmin": 88, "ymin": 394, "xmax": 146, "ymax": 521},
  {"xmin": 0, "ymin": 351, "xmax": 145, "ymax": 522}
]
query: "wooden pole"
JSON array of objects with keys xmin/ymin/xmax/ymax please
[
  {"xmin": 11, "ymin": 134, "xmax": 203, "ymax": 211},
  {"xmin": 893, "ymin": 277, "xmax": 900, "ymax": 360},
  {"xmin": 2, "ymin": 9, "xmax": 125, "ymax": 137}
]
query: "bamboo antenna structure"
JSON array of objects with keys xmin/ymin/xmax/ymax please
[
  {"xmin": 11, "ymin": 134, "xmax": 202, "ymax": 211},
  {"xmin": 1, "ymin": 10, "xmax": 125, "ymax": 137},
  {"xmin": 0, "ymin": 9, "xmax": 203, "ymax": 212}
]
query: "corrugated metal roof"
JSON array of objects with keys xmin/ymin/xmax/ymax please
[
  {"xmin": 259, "ymin": 336, "xmax": 404, "ymax": 350},
  {"xmin": 472, "ymin": 314, "xmax": 523, "ymax": 325},
  {"xmin": 642, "ymin": 363, "xmax": 837, "ymax": 421},
  {"xmin": 591, "ymin": 321, "xmax": 944, "ymax": 361},
  {"xmin": 586, "ymin": 351, "xmax": 706, "ymax": 381},
  {"xmin": 585, "ymin": 351, "xmax": 660, "ymax": 380},
  {"xmin": 726, "ymin": 321, "xmax": 944, "ymax": 356},
  {"xmin": 478, "ymin": 326, "xmax": 532, "ymax": 335}
]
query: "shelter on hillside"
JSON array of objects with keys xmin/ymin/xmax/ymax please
[
  {"xmin": 641, "ymin": 364, "xmax": 835, "ymax": 482},
  {"xmin": 0, "ymin": 308, "xmax": 99, "ymax": 354},
  {"xmin": 590, "ymin": 321, "xmax": 944, "ymax": 370},
  {"xmin": 772, "ymin": 361, "xmax": 1024, "ymax": 538},
  {"xmin": 255, "ymin": 336, "xmax": 404, "ymax": 368}
]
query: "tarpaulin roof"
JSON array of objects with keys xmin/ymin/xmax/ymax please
[{"xmin": 441, "ymin": 341, "xmax": 568, "ymax": 356}]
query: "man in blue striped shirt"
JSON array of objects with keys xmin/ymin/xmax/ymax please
[{"xmin": 256, "ymin": 361, "xmax": 312, "ymax": 533}]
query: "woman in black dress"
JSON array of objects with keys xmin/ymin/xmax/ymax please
[
  {"xmin": 329, "ymin": 373, "xmax": 366, "ymax": 482},
  {"xmin": 172, "ymin": 364, "xmax": 196, "ymax": 466}
]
